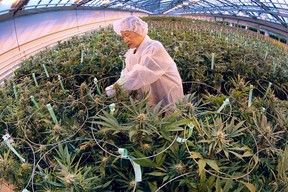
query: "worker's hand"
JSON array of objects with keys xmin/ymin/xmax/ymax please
[{"xmin": 105, "ymin": 85, "xmax": 115, "ymax": 97}]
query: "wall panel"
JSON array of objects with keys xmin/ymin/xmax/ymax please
[{"xmin": 0, "ymin": 10, "xmax": 148, "ymax": 82}]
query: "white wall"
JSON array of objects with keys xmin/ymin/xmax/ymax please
[{"xmin": 0, "ymin": 10, "xmax": 147, "ymax": 81}]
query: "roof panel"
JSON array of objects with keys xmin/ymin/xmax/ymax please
[
  {"xmin": 0, "ymin": 0, "xmax": 287, "ymax": 27},
  {"xmin": 24, "ymin": 0, "xmax": 74, "ymax": 9},
  {"xmin": 0, "ymin": 0, "xmax": 15, "ymax": 14}
]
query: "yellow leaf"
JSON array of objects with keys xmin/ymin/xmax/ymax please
[
  {"xmin": 206, "ymin": 159, "xmax": 220, "ymax": 172},
  {"xmin": 253, "ymin": 155, "xmax": 259, "ymax": 164},
  {"xmin": 190, "ymin": 151, "xmax": 203, "ymax": 159},
  {"xmin": 198, "ymin": 159, "xmax": 206, "ymax": 176},
  {"xmin": 242, "ymin": 151, "xmax": 253, "ymax": 157},
  {"xmin": 240, "ymin": 181, "xmax": 256, "ymax": 192}
]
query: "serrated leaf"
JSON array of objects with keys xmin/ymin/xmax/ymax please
[
  {"xmin": 169, "ymin": 141, "xmax": 179, "ymax": 154},
  {"xmin": 223, "ymin": 179, "xmax": 233, "ymax": 192},
  {"xmin": 163, "ymin": 175, "xmax": 169, "ymax": 183},
  {"xmin": 198, "ymin": 159, "xmax": 206, "ymax": 176},
  {"xmin": 229, "ymin": 151, "xmax": 243, "ymax": 160},
  {"xmin": 160, "ymin": 131, "xmax": 170, "ymax": 140},
  {"xmin": 206, "ymin": 159, "xmax": 220, "ymax": 172},
  {"xmin": 165, "ymin": 118, "xmax": 191, "ymax": 131},
  {"xmin": 133, "ymin": 150, "xmax": 157, "ymax": 167},
  {"xmin": 198, "ymin": 140, "xmax": 211, "ymax": 143},
  {"xmin": 102, "ymin": 180, "xmax": 113, "ymax": 188},
  {"xmin": 234, "ymin": 186, "xmax": 245, "ymax": 192},
  {"xmin": 147, "ymin": 171, "xmax": 167, "ymax": 176},
  {"xmin": 129, "ymin": 130, "xmax": 138, "ymax": 141},
  {"xmin": 148, "ymin": 181, "xmax": 158, "ymax": 192},
  {"xmin": 47, "ymin": 181, "xmax": 63, "ymax": 187},
  {"xmin": 224, "ymin": 150, "xmax": 229, "ymax": 159},
  {"xmin": 240, "ymin": 181, "xmax": 256, "ymax": 192},
  {"xmin": 231, "ymin": 120, "xmax": 245, "ymax": 132},
  {"xmin": 165, "ymin": 127, "xmax": 184, "ymax": 131},
  {"xmin": 215, "ymin": 177, "xmax": 221, "ymax": 192},
  {"xmin": 155, "ymin": 153, "xmax": 166, "ymax": 166},
  {"xmin": 190, "ymin": 151, "xmax": 203, "ymax": 159},
  {"xmin": 230, "ymin": 147, "xmax": 249, "ymax": 151},
  {"xmin": 242, "ymin": 151, "xmax": 253, "ymax": 157},
  {"xmin": 253, "ymin": 155, "xmax": 259, "ymax": 164}
]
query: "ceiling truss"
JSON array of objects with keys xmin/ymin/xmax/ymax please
[{"xmin": 0, "ymin": 0, "xmax": 287, "ymax": 28}]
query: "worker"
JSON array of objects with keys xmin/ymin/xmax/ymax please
[{"xmin": 105, "ymin": 16, "xmax": 183, "ymax": 109}]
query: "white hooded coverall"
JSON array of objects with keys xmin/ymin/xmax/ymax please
[{"xmin": 110, "ymin": 35, "xmax": 184, "ymax": 107}]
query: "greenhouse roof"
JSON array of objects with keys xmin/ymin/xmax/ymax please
[{"xmin": 0, "ymin": 0, "xmax": 287, "ymax": 27}]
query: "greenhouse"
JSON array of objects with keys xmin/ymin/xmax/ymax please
[{"xmin": 0, "ymin": 0, "xmax": 287, "ymax": 191}]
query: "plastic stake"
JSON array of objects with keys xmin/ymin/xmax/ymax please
[
  {"xmin": 214, "ymin": 98, "xmax": 229, "ymax": 118},
  {"xmin": 58, "ymin": 75, "xmax": 65, "ymax": 91},
  {"xmin": 42, "ymin": 64, "xmax": 50, "ymax": 78},
  {"xmin": 32, "ymin": 73, "xmax": 39, "ymax": 87},
  {"xmin": 46, "ymin": 103, "xmax": 58, "ymax": 124},
  {"xmin": 211, "ymin": 53, "xmax": 215, "ymax": 70},
  {"xmin": 81, "ymin": 50, "xmax": 84, "ymax": 64},
  {"xmin": 109, "ymin": 103, "xmax": 116, "ymax": 115},
  {"xmin": 2, "ymin": 134, "xmax": 25, "ymax": 163},
  {"xmin": 177, "ymin": 122, "xmax": 194, "ymax": 142},
  {"xmin": 30, "ymin": 95, "xmax": 39, "ymax": 109},
  {"xmin": 118, "ymin": 148, "xmax": 128, "ymax": 158},
  {"xmin": 131, "ymin": 160, "xmax": 142, "ymax": 182},
  {"xmin": 13, "ymin": 82, "xmax": 18, "ymax": 100},
  {"xmin": 217, "ymin": 98, "xmax": 230, "ymax": 113},
  {"xmin": 93, "ymin": 77, "xmax": 102, "ymax": 96},
  {"xmin": 118, "ymin": 148, "xmax": 142, "ymax": 182},
  {"xmin": 248, "ymin": 85, "xmax": 253, "ymax": 108},
  {"xmin": 22, "ymin": 189, "xmax": 30, "ymax": 192},
  {"xmin": 264, "ymin": 51, "xmax": 268, "ymax": 60},
  {"xmin": 264, "ymin": 82, "xmax": 272, "ymax": 98},
  {"xmin": 272, "ymin": 62, "xmax": 277, "ymax": 74}
]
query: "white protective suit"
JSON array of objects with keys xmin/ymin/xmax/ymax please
[{"xmin": 107, "ymin": 35, "xmax": 184, "ymax": 108}]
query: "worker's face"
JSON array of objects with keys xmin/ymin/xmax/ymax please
[{"xmin": 121, "ymin": 31, "xmax": 144, "ymax": 49}]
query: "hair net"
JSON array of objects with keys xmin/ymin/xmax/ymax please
[{"xmin": 113, "ymin": 16, "xmax": 148, "ymax": 36}]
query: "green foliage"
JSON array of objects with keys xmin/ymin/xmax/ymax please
[{"xmin": 0, "ymin": 16, "xmax": 287, "ymax": 191}]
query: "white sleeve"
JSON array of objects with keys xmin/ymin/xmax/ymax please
[{"xmin": 120, "ymin": 42, "xmax": 168, "ymax": 90}]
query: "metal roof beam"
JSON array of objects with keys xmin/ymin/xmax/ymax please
[
  {"xmin": 10, "ymin": 0, "xmax": 29, "ymax": 15},
  {"xmin": 251, "ymin": 0, "xmax": 287, "ymax": 27},
  {"xmin": 74, "ymin": 0, "xmax": 94, "ymax": 7}
]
